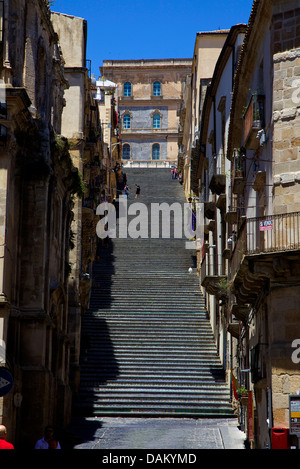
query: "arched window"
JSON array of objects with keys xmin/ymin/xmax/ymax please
[
  {"xmin": 152, "ymin": 143, "xmax": 160, "ymax": 160},
  {"xmin": 153, "ymin": 81, "xmax": 161, "ymax": 96},
  {"xmin": 153, "ymin": 113, "xmax": 161, "ymax": 129},
  {"xmin": 124, "ymin": 82, "xmax": 132, "ymax": 97},
  {"xmin": 123, "ymin": 144, "xmax": 130, "ymax": 159},
  {"xmin": 123, "ymin": 114, "xmax": 131, "ymax": 129}
]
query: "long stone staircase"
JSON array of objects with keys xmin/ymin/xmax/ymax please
[{"xmin": 75, "ymin": 168, "xmax": 234, "ymax": 417}]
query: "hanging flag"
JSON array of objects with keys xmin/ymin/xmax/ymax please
[{"xmin": 230, "ymin": 369, "xmax": 238, "ymax": 400}]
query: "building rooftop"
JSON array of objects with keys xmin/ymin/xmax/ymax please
[{"xmin": 196, "ymin": 29, "xmax": 230, "ymax": 35}]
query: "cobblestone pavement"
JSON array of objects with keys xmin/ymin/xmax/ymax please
[{"xmin": 63, "ymin": 416, "xmax": 247, "ymax": 450}]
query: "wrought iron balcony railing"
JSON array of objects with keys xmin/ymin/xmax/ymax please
[
  {"xmin": 208, "ymin": 153, "xmax": 226, "ymax": 195},
  {"xmin": 243, "ymin": 94, "xmax": 265, "ymax": 150},
  {"xmin": 230, "ymin": 211, "xmax": 300, "ymax": 275},
  {"xmin": 232, "ymin": 149, "xmax": 246, "ymax": 194}
]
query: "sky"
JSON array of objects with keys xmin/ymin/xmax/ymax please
[{"xmin": 51, "ymin": 0, "xmax": 254, "ymax": 78}]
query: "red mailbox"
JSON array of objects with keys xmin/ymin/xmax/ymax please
[{"xmin": 271, "ymin": 427, "xmax": 289, "ymax": 449}]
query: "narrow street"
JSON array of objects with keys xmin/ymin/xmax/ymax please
[
  {"xmin": 75, "ymin": 168, "xmax": 233, "ymax": 417},
  {"xmin": 65, "ymin": 168, "xmax": 247, "ymax": 450},
  {"xmin": 3, "ymin": 0, "xmax": 300, "ymax": 450},
  {"xmin": 65, "ymin": 416, "xmax": 246, "ymax": 450}
]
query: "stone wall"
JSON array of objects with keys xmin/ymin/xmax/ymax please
[
  {"xmin": 272, "ymin": 7, "xmax": 300, "ymax": 214},
  {"xmin": 269, "ymin": 284, "xmax": 300, "ymax": 427},
  {"xmin": 0, "ymin": 0, "xmax": 83, "ymax": 447}
]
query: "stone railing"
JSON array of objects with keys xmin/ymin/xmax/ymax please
[{"xmin": 123, "ymin": 160, "xmax": 177, "ymax": 168}]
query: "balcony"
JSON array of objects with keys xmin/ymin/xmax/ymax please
[
  {"xmin": 232, "ymin": 173, "xmax": 245, "ymax": 194},
  {"xmin": 230, "ymin": 304, "xmax": 250, "ymax": 323},
  {"xmin": 216, "ymin": 193, "xmax": 226, "ymax": 210},
  {"xmin": 201, "ymin": 258, "xmax": 228, "ymax": 300},
  {"xmin": 243, "ymin": 94, "xmax": 265, "ymax": 150},
  {"xmin": 230, "ymin": 211, "xmax": 300, "ymax": 303},
  {"xmin": 225, "ymin": 205, "xmax": 238, "ymax": 224},
  {"xmin": 208, "ymin": 155, "xmax": 226, "ymax": 195},
  {"xmin": 204, "ymin": 219, "xmax": 216, "ymax": 236},
  {"xmin": 232, "ymin": 149, "xmax": 246, "ymax": 194},
  {"xmin": 227, "ymin": 322, "xmax": 240, "ymax": 339},
  {"xmin": 252, "ymin": 171, "xmax": 266, "ymax": 192},
  {"xmin": 204, "ymin": 201, "xmax": 215, "ymax": 220}
]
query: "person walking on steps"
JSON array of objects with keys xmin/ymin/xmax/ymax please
[
  {"xmin": 124, "ymin": 184, "xmax": 129, "ymax": 199},
  {"xmin": 135, "ymin": 184, "xmax": 141, "ymax": 198}
]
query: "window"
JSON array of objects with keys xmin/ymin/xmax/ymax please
[
  {"xmin": 124, "ymin": 82, "xmax": 132, "ymax": 97},
  {"xmin": 153, "ymin": 81, "xmax": 161, "ymax": 96},
  {"xmin": 153, "ymin": 113, "xmax": 161, "ymax": 129},
  {"xmin": 152, "ymin": 143, "xmax": 160, "ymax": 160},
  {"xmin": 123, "ymin": 114, "xmax": 131, "ymax": 129},
  {"xmin": 99, "ymin": 87, "xmax": 105, "ymax": 103},
  {"xmin": 123, "ymin": 144, "xmax": 130, "ymax": 159}
]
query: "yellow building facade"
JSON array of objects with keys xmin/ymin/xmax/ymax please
[{"xmin": 101, "ymin": 59, "xmax": 192, "ymax": 167}]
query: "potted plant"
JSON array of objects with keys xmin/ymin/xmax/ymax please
[{"xmin": 238, "ymin": 386, "xmax": 248, "ymax": 399}]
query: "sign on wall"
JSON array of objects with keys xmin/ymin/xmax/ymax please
[
  {"xmin": 0, "ymin": 367, "xmax": 13, "ymax": 397},
  {"xmin": 289, "ymin": 395, "xmax": 300, "ymax": 436},
  {"xmin": 259, "ymin": 220, "xmax": 273, "ymax": 231}
]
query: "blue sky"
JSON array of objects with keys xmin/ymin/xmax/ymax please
[{"xmin": 52, "ymin": 0, "xmax": 254, "ymax": 78}]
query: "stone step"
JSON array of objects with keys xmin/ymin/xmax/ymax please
[
  {"xmin": 80, "ymin": 372, "xmax": 224, "ymax": 381},
  {"xmin": 75, "ymin": 168, "xmax": 233, "ymax": 418},
  {"xmin": 84, "ymin": 311, "xmax": 207, "ymax": 317},
  {"xmin": 82, "ymin": 315, "xmax": 210, "ymax": 322},
  {"xmin": 79, "ymin": 390, "xmax": 231, "ymax": 401},
  {"xmin": 75, "ymin": 393, "xmax": 233, "ymax": 406},
  {"xmin": 86, "ymin": 301, "xmax": 204, "ymax": 313},
  {"xmin": 80, "ymin": 365, "xmax": 225, "ymax": 375},
  {"xmin": 79, "ymin": 372, "xmax": 226, "ymax": 382},
  {"xmin": 82, "ymin": 340, "xmax": 216, "ymax": 347},
  {"xmin": 75, "ymin": 403, "xmax": 234, "ymax": 418},
  {"xmin": 80, "ymin": 380, "xmax": 229, "ymax": 390}
]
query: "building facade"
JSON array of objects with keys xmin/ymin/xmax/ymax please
[
  {"xmin": 195, "ymin": 23, "xmax": 247, "ymax": 372},
  {"xmin": 51, "ymin": 10, "xmax": 88, "ymax": 400},
  {"xmin": 0, "ymin": 1, "xmax": 107, "ymax": 448},
  {"xmin": 101, "ymin": 59, "xmax": 192, "ymax": 166},
  {"xmin": 226, "ymin": 0, "xmax": 300, "ymax": 448},
  {"xmin": 95, "ymin": 77, "xmax": 121, "ymax": 200},
  {"xmin": 0, "ymin": 0, "xmax": 82, "ymax": 447},
  {"xmin": 183, "ymin": 0, "xmax": 300, "ymax": 449},
  {"xmin": 178, "ymin": 31, "xmax": 229, "ymax": 197}
]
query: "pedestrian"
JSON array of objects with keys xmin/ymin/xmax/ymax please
[
  {"xmin": 171, "ymin": 168, "xmax": 174, "ymax": 179},
  {"xmin": 34, "ymin": 425, "xmax": 61, "ymax": 449},
  {"xmin": 0, "ymin": 425, "xmax": 14, "ymax": 449},
  {"xmin": 124, "ymin": 184, "xmax": 129, "ymax": 199},
  {"xmin": 135, "ymin": 184, "xmax": 141, "ymax": 198},
  {"xmin": 49, "ymin": 439, "xmax": 59, "ymax": 450}
]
